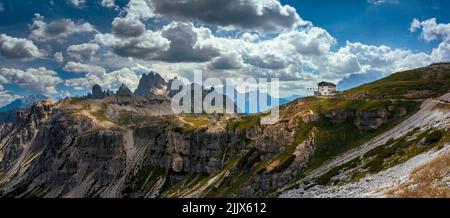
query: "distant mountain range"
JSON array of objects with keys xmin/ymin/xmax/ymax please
[
  {"xmin": 233, "ymin": 91, "xmax": 302, "ymax": 114},
  {"xmin": 0, "ymin": 94, "xmax": 49, "ymax": 112}
]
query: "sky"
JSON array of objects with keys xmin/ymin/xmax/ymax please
[{"xmin": 0, "ymin": 0, "xmax": 450, "ymax": 106}]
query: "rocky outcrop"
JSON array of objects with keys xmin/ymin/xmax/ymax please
[
  {"xmin": 0, "ymin": 100, "xmax": 53, "ymax": 172},
  {"xmin": 255, "ymin": 121, "xmax": 297, "ymax": 156},
  {"xmin": 89, "ymin": 84, "xmax": 113, "ymax": 99},
  {"xmin": 134, "ymin": 72, "xmax": 167, "ymax": 96},
  {"xmin": 325, "ymin": 110, "xmax": 352, "ymax": 124},
  {"xmin": 354, "ymin": 109, "xmax": 390, "ymax": 130},
  {"xmin": 0, "ymin": 102, "xmax": 245, "ymax": 197},
  {"xmin": 324, "ymin": 104, "xmax": 409, "ymax": 131},
  {"xmin": 92, "ymin": 84, "xmax": 104, "ymax": 99},
  {"xmin": 116, "ymin": 84, "xmax": 133, "ymax": 96}
]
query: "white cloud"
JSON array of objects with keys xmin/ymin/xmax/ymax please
[
  {"xmin": 101, "ymin": 0, "xmax": 116, "ymax": 8},
  {"xmin": 69, "ymin": 0, "xmax": 85, "ymax": 8},
  {"xmin": 409, "ymin": 18, "xmax": 450, "ymax": 63},
  {"xmin": 431, "ymin": 42, "xmax": 450, "ymax": 62},
  {"xmin": 209, "ymin": 51, "xmax": 244, "ymax": 70},
  {"xmin": 0, "ymin": 91, "xmax": 21, "ymax": 107},
  {"xmin": 146, "ymin": 0, "xmax": 307, "ymax": 32},
  {"xmin": 242, "ymin": 33, "xmax": 260, "ymax": 42},
  {"xmin": 280, "ymin": 27, "xmax": 335, "ymax": 56},
  {"xmin": 0, "ymin": 67, "xmax": 63, "ymax": 94},
  {"xmin": 0, "ymin": 34, "xmax": 44, "ymax": 59},
  {"xmin": 94, "ymin": 29, "xmax": 170, "ymax": 60},
  {"xmin": 67, "ymin": 43, "xmax": 100, "ymax": 61},
  {"xmin": 63, "ymin": 61, "xmax": 106, "ymax": 76},
  {"xmin": 409, "ymin": 18, "xmax": 421, "ymax": 32},
  {"xmin": 30, "ymin": 14, "xmax": 96, "ymax": 42},
  {"xmin": 54, "ymin": 52, "xmax": 64, "ymax": 63},
  {"xmin": 327, "ymin": 48, "xmax": 361, "ymax": 75},
  {"xmin": 341, "ymin": 41, "xmax": 432, "ymax": 74},
  {"xmin": 112, "ymin": 17, "xmax": 146, "ymax": 38},
  {"xmin": 65, "ymin": 67, "xmax": 141, "ymax": 91},
  {"xmin": 410, "ymin": 18, "xmax": 450, "ymax": 42},
  {"xmin": 124, "ymin": 0, "xmax": 156, "ymax": 20},
  {"xmin": 92, "ymin": 18, "xmax": 439, "ymax": 84}
]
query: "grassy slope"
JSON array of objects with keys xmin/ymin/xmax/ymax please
[{"xmin": 342, "ymin": 63, "xmax": 450, "ymax": 99}]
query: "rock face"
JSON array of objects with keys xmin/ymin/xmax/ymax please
[
  {"xmin": 0, "ymin": 100, "xmax": 53, "ymax": 172},
  {"xmin": 354, "ymin": 109, "xmax": 390, "ymax": 130},
  {"xmin": 92, "ymin": 84, "xmax": 104, "ymax": 99},
  {"xmin": 134, "ymin": 72, "xmax": 167, "ymax": 96},
  {"xmin": 116, "ymin": 84, "xmax": 133, "ymax": 96},
  {"xmin": 89, "ymin": 84, "xmax": 113, "ymax": 99},
  {"xmin": 0, "ymin": 103, "xmax": 246, "ymax": 197}
]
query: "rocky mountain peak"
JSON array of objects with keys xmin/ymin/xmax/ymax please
[
  {"xmin": 89, "ymin": 84, "xmax": 114, "ymax": 99},
  {"xmin": 116, "ymin": 83, "xmax": 133, "ymax": 96},
  {"xmin": 92, "ymin": 84, "xmax": 104, "ymax": 99},
  {"xmin": 134, "ymin": 72, "xmax": 167, "ymax": 96}
]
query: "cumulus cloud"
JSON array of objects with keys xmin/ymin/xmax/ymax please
[
  {"xmin": 0, "ymin": 67, "xmax": 63, "ymax": 94},
  {"xmin": 341, "ymin": 41, "xmax": 432, "ymax": 74},
  {"xmin": 286, "ymin": 27, "xmax": 335, "ymax": 56},
  {"xmin": 209, "ymin": 52, "xmax": 244, "ymax": 70},
  {"xmin": 95, "ymin": 30, "xmax": 170, "ymax": 60},
  {"xmin": 124, "ymin": 0, "xmax": 156, "ymax": 20},
  {"xmin": 96, "ymin": 21, "xmax": 221, "ymax": 62},
  {"xmin": 431, "ymin": 42, "xmax": 450, "ymax": 61},
  {"xmin": 245, "ymin": 51, "xmax": 287, "ymax": 69},
  {"xmin": 93, "ymin": 15, "xmax": 444, "ymax": 87},
  {"xmin": 409, "ymin": 18, "xmax": 450, "ymax": 63},
  {"xmin": 158, "ymin": 22, "xmax": 220, "ymax": 62},
  {"xmin": 0, "ymin": 34, "xmax": 44, "ymax": 59},
  {"xmin": 409, "ymin": 19, "xmax": 421, "ymax": 33},
  {"xmin": 63, "ymin": 61, "xmax": 106, "ymax": 75},
  {"xmin": 235, "ymin": 26, "xmax": 335, "ymax": 70},
  {"xmin": 0, "ymin": 91, "xmax": 21, "ymax": 107},
  {"xmin": 112, "ymin": 17, "xmax": 146, "ymax": 38},
  {"xmin": 30, "ymin": 14, "xmax": 96, "ymax": 42},
  {"xmin": 69, "ymin": 0, "xmax": 85, "ymax": 8},
  {"xmin": 242, "ymin": 32, "xmax": 260, "ymax": 42},
  {"xmin": 67, "ymin": 43, "xmax": 100, "ymax": 61},
  {"xmin": 101, "ymin": 0, "xmax": 116, "ymax": 8},
  {"xmin": 146, "ymin": 0, "xmax": 306, "ymax": 32},
  {"xmin": 65, "ymin": 67, "xmax": 141, "ymax": 91},
  {"xmin": 327, "ymin": 48, "xmax": 361, "ymax": 75},
  {"xmin": 54, "ymin": 52, "xmax": 64, "ymax": 63},
  {"xmin": 409, "ymin": 18, "xmax": 450, "ymax": 42}
]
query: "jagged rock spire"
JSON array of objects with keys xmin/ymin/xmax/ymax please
[
  {"xmin": 134, "ymin": 72, "xmax": 167, "ymax": 96},
  {"xmin": 116, "ymin": 83, "xmax": 133, "ymax": 96},
  {"xmin": 92, "ymin": 84, "xmax": 104, "ymax": 99}
]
